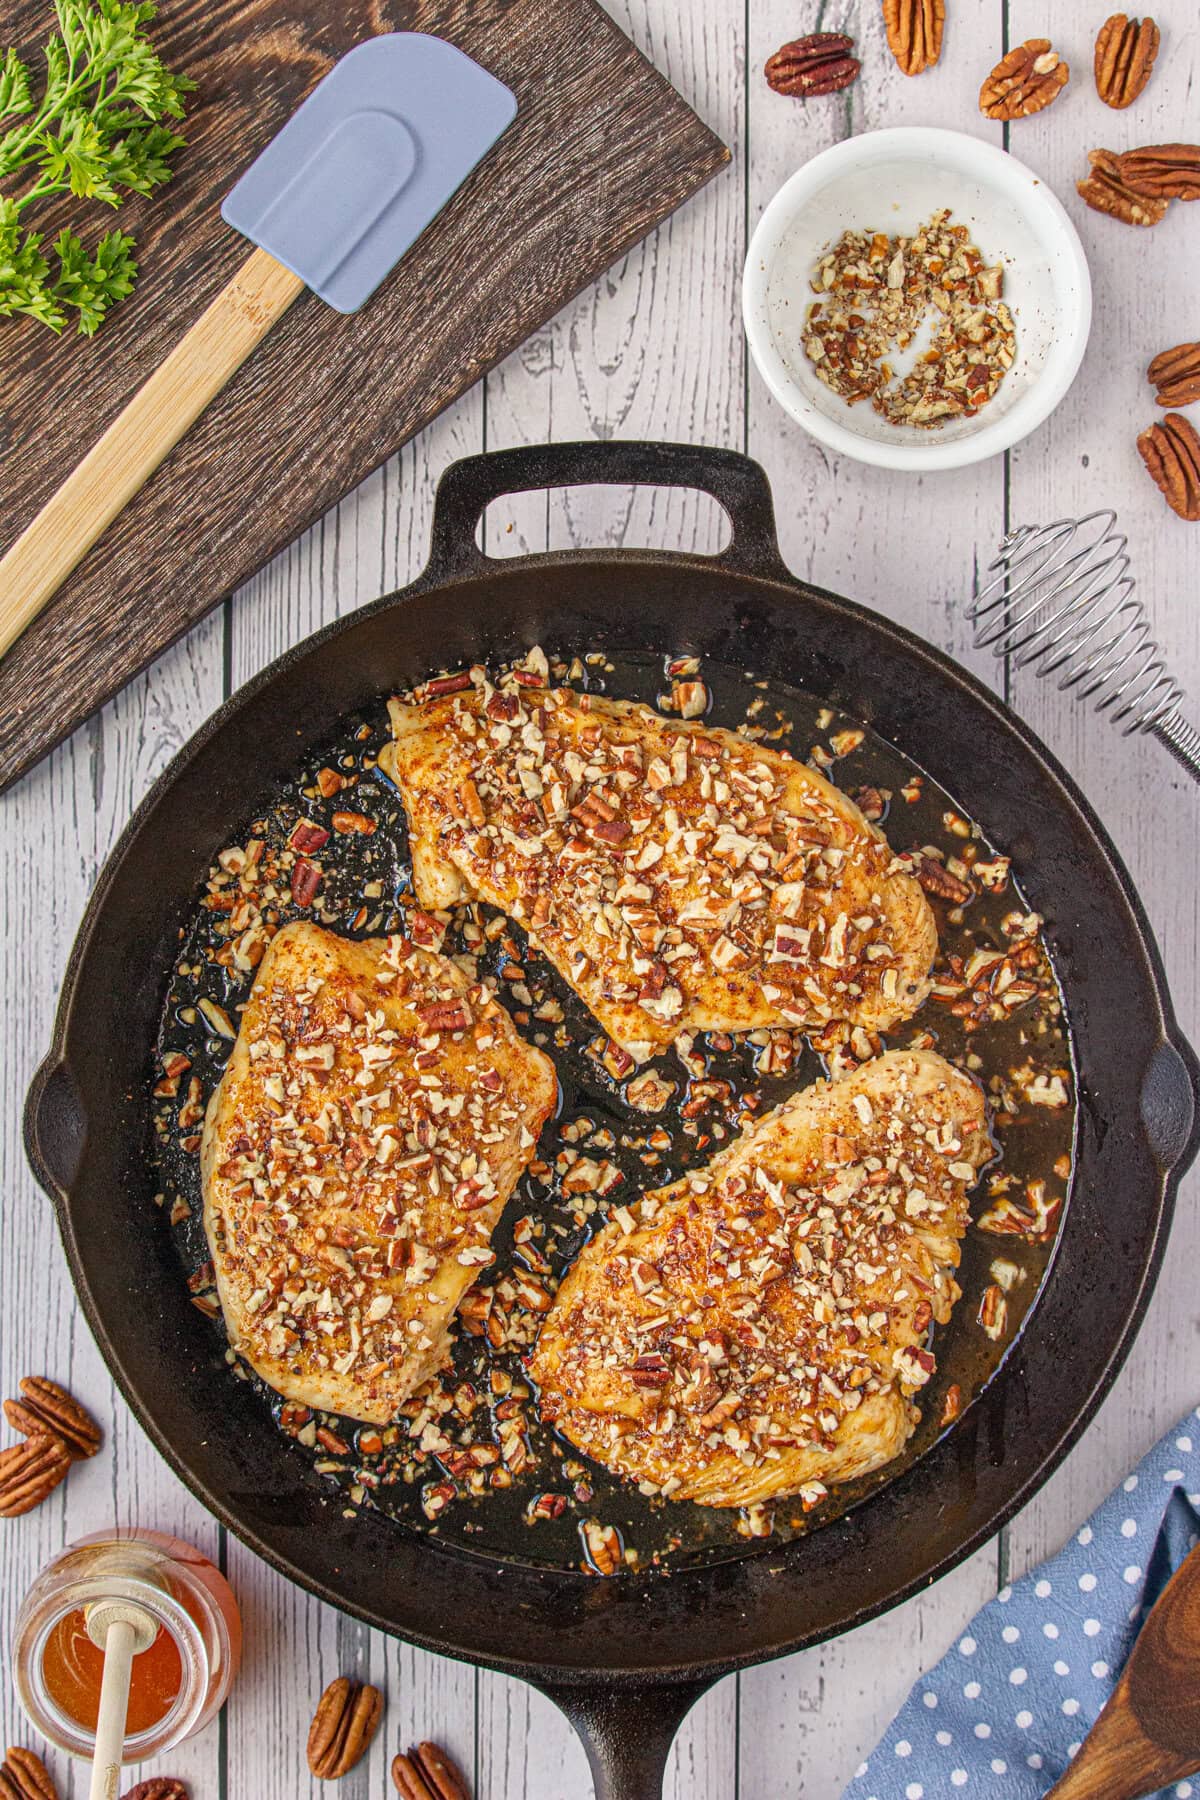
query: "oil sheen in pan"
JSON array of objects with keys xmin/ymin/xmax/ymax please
[{"xmin": 151, "ymin": 649, "xmax": 1076, "ymax": 1576}]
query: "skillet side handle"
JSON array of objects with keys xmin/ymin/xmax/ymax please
[
  {"xmin": 23, "ymin": 1054, "xmax": 85, "ymax": 1210},
  {"xmin": 421, "ymin": 440, "xmax": 788, "ymax": 588},
  {"xmin": 534, "ymin": 1674, "xmax": 716, "ymax": 1800},
  {"xmin": 1140, "ymin": 1035, "xmax": 1200, "ymax": 1174}
]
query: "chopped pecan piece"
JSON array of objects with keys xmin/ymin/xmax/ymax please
[
  {"xmin": 1078, "ymin": 148, "xmax": 1169, "ymax": 225},
  {"xmin": 416, "ymin": 998, "xmax": 473, "ymax": 1033},
  {"xmin": 882, "ymin": 0, "xmax": 945, "ymax": 76},
  {"xmin": 1148, "ymin": 341, "xmax": 1200, "ymax": 407},
  {"xmin": 288, "ymin": 819, "xmax": 329, "ymax": 854},
  {"xmin": 1138, "ymin": 413, "xmax": 1200, "ymax": 520},
  {"xmin": 331, "ymin": 809, "xmax": 376, "ymax": 835},
  {"xmin": 980, "ymin": 39, "xmax": 1069, "ymax": 119},
  {"xmin": 764, "ymin": 32, "xmax": 860, "ymax": 98},
  {"xmin": 912, "ymin": 855, "xmax": 973, "ymax": 905},
  {"xmin": 290, "ymin": 858, "xmax": 323, "ymax": 907},
  {"xmin": 1094, "ymin": 13, "xmax": 1160, "ymax": 108}
]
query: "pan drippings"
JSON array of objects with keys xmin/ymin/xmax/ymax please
[{"xmin": 151, "ymin": 652, "xmax": 1075, "ymax": 1575}]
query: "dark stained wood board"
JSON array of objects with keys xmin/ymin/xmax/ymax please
[{"xmin": 0, "ymin": 0, "xmax": 728, "ymax": 793}]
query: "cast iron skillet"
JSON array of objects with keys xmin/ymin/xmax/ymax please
[{"xmin": 24, "ymin": 442, "xmax": 1200, "ymax": 1798}]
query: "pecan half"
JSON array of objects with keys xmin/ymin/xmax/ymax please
[
  {"xmin": 5, "ymin": 1376, "xmax": 101, "ymax": 1459},
  {"xmin": 1148, "ymin": 341, "xmax": 1200, "ymax": 407},
  {"xmin": 912, "ymin": 855, "xmax": 973, "ymax": 906},
  {"xmin": 1094, "ymin": 13, "xmax": 1159, "ymax": 108},
  {"xmin": 882, "ymin": 0, "xmax": 945, "ymax": 76},
  {"xmin": 764, "ymin": 32, "xmax": 859, "ymax": 98},
  {"xmin": 1119, "ymin": 143, "xmax": 1200, "ymax": 200},
  {"xmin": 980, "ymin": 40, "xmax": 1069, "ymax": 119},
  {"xmin": 1137, "ymin": 413, "xmax": 1200, "ymax": 520},
  {"xmin": 306, "ymin": 1678, "xmax": 383, "ymax": 1779},
  {"xmin": 121, "ymin": 1782, "xmax": 188, "ymax": 1800},
  {"xmin": 392, "ymin": 1743, "xmax": 471, "ymax": 1800},
  {"xmin": 1077, "ymin": 148, "xmax": 1169, "ymax": 225},
  {"xmin": 0, "ymin": 1748, "xmax": 58, "ymax": 1800},
  {"xmin": 0, "ymin": 1434, "xmax": 71, "ymax": 1516}
]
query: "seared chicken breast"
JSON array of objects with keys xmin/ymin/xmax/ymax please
[
  {"xmin": 529, "ymin": 1050, "xmax": 989, "ymax": 1508},
  {"xmin": 201, "ymin": 921, "xmax": 556, "ymax": 1423},
  {"xmin": 380, "ymin": 667, "xmax": 935, "ymax": 1063}
]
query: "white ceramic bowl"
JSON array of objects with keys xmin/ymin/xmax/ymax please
[{"xmin": 743, "ymin": 126, "xmax": 1092, "ymax": 471}]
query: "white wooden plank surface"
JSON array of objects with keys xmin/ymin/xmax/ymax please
[{"xmin": 2, "ymin": 1, "xmax": 1198, "ymax": 1795}]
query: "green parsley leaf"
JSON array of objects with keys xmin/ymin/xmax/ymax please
[{"xmin": 0, "ymin": 0, "xmax": 191, "ymax": 334}]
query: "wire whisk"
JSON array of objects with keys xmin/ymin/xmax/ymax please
[{"xmin": 967, "ymin": 508, "xmax": 1200, "ymax": 784}]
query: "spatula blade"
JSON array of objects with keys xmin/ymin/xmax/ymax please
[{"xmin": 221, "ymin": 33, "xmax": 517, "ymax": 314}]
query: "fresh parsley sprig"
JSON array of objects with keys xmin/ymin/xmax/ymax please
[{"xmin": 0, "ymin": 0, "xmax": 192, "ymax": 336}]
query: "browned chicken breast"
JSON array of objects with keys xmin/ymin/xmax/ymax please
[
  {"xmin": 528, "ymin": 1049, "xmax": 990, "ymax": 1508},
  {"xmin": 201, "ymin": 920, "xmax": 556, "ymax": 1423},
  {"xmin": 380, "ymin": 667, "xmax": 935, "ymax": 1064}
]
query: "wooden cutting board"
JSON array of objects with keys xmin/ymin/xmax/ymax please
[{"xmin": 0, "ymin": 0, "xmax": 728, "ymax": 793}]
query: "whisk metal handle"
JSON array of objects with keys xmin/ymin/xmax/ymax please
[{"xmin": 1153, "ymin": 711, "xmax": 1200, "ymax": 783}]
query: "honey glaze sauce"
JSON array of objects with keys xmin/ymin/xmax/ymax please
[
  {"xmin": 152, "ymin": 649, "xmax": 1075, "ymax": 1575},
  {"xmin": 42, "ymin": 1608, "xmax": 182, "ymax": 1734}
]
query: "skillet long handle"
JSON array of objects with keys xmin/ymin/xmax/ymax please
[
  {"xmin": 0, "ymin": 245, "xmax": 305, "ymax": 661},
  {"xmin": 536, "ymin": 1674, "xmax": 715, "ymax": 1800}
]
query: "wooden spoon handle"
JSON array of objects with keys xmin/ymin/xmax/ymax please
[
  {"xmin": 1044, "ymin": 1692, "xmax": 1200, "ymax": 1800},
  {"xmin": 0, "ymin": 245, "xmax": 304, "ymax": 661}
]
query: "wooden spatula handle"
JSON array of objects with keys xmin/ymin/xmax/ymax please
[{"xmin": 0, "ymin": 245, "xmax": 305, "ymax": 661}]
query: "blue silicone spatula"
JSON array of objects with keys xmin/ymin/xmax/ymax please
[{"xmin": 0, "ymin": 34, "xmax": 516, "ymax": 660}]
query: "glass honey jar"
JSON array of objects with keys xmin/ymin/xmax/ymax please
[{"xmin": 12, "ymin": 1529, "xmax": 241, "ymax": 1763}]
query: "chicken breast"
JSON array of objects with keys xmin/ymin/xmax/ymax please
[
  {"xmin": 528, "ymin": 1050, "xmax": 990, "ymax": 1508},
  {"xmin": 379, "ymin": 668, "xmax": 935, "ymax": 1063},
  {"xmin": 201, "ymin": 920, "xmax": 557, "ymax": 1423}
]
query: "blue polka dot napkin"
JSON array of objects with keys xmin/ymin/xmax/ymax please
[{"xmin": 843, "ymin": 1407, "xmax": 1200, "ymax": 1800}]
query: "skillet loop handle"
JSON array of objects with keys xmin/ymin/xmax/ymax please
[
  {"xmin": 1140, "ymin": 1036, "xmax": 1200, "ymax": 1173},
  {"xmin": 423, "ymin": 440, "xmax": 788, "ymax": 586},
  {"xmin": 23, "ymin": 1054, "xmax": 85, "ymax": 1209},
  {"xmin": 534, "ymin": 1673, "xmax": 715, "ymax": 1800}
]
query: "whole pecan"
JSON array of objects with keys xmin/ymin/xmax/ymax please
[
  {"xmin": 5, "ymin": 1376, "xmax": 101, "ymax": 1459},
  {"xmin": 1119, "ymin": 143, "xmax": 1200, "ymax": 201},
  {"xmin": 1094, "ymin": 13, "xmax": 1159, "ymax": 108},
  {"xmin": 306, "ymin": 1677, "xmax": 383, "ymax": 1779},
  {"xmin": 1137, "ymin": 413, "xmax": 1200, "ymax": 521},
  {"xmin": 120, "ymin": 1781, "xmax": 188, "ymax": 1800},
  {"xmin": 980, "ymin": 39, "xmax": 1069, "ymax": 119},
  {"xmin": 0, "ymin": 1748, "xmax": 58, "ymax": 1800},
  {"xmin": 1148, "ymin": 341, "xmax": 1200, "ymax": 407},
  {"xmin": 0, "ymin": 1434, "xmax": 71, "ymax": 1517},
  {"xmin": 764, "ymin": 32, "xmax": 860, "ymax": 98},
  {"xmin": 912, "ymin": 855, "xmax": 973, "ymax": 906},
  {"xmin": 392, "ymin": 1742, "xmax": 471, "ymax": 1800},
  {"xmin": 1077, "ymin": 148, "xmax": 1169, "ymax": 226},
  {"xmin": 882, "ymin": 0, "xmax": 945, "ymax": 78}
]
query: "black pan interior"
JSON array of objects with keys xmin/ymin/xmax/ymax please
[
  {"xmin": 25, "ymin": 442, "xmax": 1198, "ymax": 1684},
  {"xmin": 151, "ymin": 647, "xmax": 1074, "ymax": 1577}
]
